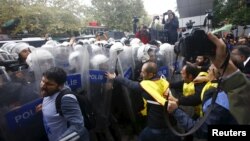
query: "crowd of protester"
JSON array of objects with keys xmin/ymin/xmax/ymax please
[{"xmin": 0, "ymin": 11, "xmax": 250, "ymax": 141}]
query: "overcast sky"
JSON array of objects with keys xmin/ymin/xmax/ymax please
[
  {"xmin": 83, "ymin": 0, "xmax": 178, "ymax": 16},
  {"xmin": 143, "ymin": 0, "xmax": 178, "ymax": 16}
]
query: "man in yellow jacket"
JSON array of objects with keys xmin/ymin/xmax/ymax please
[{"xmin": 106, "ymin": 61, "xmax": 181, "ymax": 141}]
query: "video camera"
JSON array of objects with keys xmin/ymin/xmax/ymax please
[
  {"xmin": 205, "ymin": 9, "xmax": 213, "ymax": 20},
  {"xmin": 0, "ymin": 50, "xmax": 28, "ymax": 72},
  {"xmin": 186, "ymin": 20, "xmax": 195, "ymax": 30},
  {"xmin": 154, "ymin": 16, "xmax": 160, "ymax": 20},
  {"xmin": 0, "ymin": 60, "xmax": 28, "ymax": 72},
  {"xmin": 133, "ymin": 16, "xmax": 139, "ymax": 23},
  {"xmin": 175, "ymin": 28, "xmax": 216, "ymax": 58}
]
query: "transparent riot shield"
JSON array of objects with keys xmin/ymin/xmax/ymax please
[
  {"xmin": 26, "ymin": 48, "xmax": 56, "ymax": 89},
  {"xmin": 119, "ymin": 46, "xmax": 134, "ymax": 80},
  {"xmin": 0, "ymin": 49, "xmax": 18, "ymax": 71},
  {"xmin": 0, "ymin": 42, "xmax": 17, "ymax": 55},
  {"xmin": 158, "ymin": 43, "xmax": 176, "ymax": 81},
  {"xmin": 89, "ymin": 52, "xmax": 117, "ymax": 140},
  {"xmin": 110, "ymin": 43, "xmax": 137, "ymax": 126},
  {"xmin": 94, "ymin": 40, "xmax": 109, "ymax": 56},
  {"xmin": 131, "ymin": 42, "xmax": 143, "ymax": 80},
  {"xmin": 43, "ymin": 45, "xmax": 88, "ymax": 93},
  {"xmin": 51, "ymin": 46, "xmax": 74, "ymax": 73},
  {"xmin": 89, "ymin": 47, "xmax": 125, "ymax": 141},
  {"xmin": 0, "ymin": 66, "xmax": 45, "ymax": 141},
  {"xmin": 67, "ymin": 45, "xmax": 89, "ymax": 93}
]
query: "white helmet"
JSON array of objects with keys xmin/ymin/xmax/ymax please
[
  {"xmin": 0, "ymin": 49, "xmax": 15, "ymax": 61},
  {"xmin": 61, "ymin": 41, "xmax": 70, "ymax": 47},
  {"xmin": 26, "ymin": 49, "xmax": 55, "ymax": 71},
  {"xmin": 120, "ymin": 37, "xmax": 127, "ymax": 44},
  {"xmin": 91, "ymin": 44, "xmax": 102, "ymax": 55},
  {"xmin": 130, "ymin": 38, "xmax": 141, "ymax": 45},
  {"xmin": 158, "ymin": 43, "xmax": 173, "ymax": 56},
  {"xmin": 90, "ymin": 54, "xmax": 109, "ymax": 69},
  {"xmin": 89, "ymin": 38, "xmax": 96, "ymax": 44},
  {"xmin": 45, "ymin": 40, "xmax": 59, "ymax": 47},
  {"xmin": 68, "ymin": 51, "xmax": 81, "ymax": 69},
  {"xmin": 1, "ymin": 41, "xmax": 17, "ymax": 53},
  {"xmin": 73, "ymin": 44, "xmax": 83, "ymax": 51},
  {"xmin": 156, "ymin": 40, "xmax": 162, "ymax": 46},
  {"xmin": 78, "ymin": 39, "xmax": 90, "ymax": 45},
  {"xmin": 110, "ymin": 42, "xmax": 124, "ymax": 53},
  {"xmin": 13, "ymin": 42, "xmax": 30, "ymax": 54},
  {"xmin": 137, "ymin": 45, "xmax": 152, "ymax": 63},
  {"xmin": 108, "ymin": 38, "xmax": 115, "ymax": 43}
]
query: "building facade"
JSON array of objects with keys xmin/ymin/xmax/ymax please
[{"xmin": 177, "ymin": 0, "xmax": 214, "ymax": 18}]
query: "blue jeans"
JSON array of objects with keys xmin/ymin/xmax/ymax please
[{"xmin": 138, "ymin": 127, "xmax": 181, "ymax": 141}]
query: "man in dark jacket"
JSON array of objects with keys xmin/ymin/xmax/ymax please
[
  {"xmin": 231, "ymin": 45, "xmax": 250, "ymax": 77},
  {"xmin": 208, "ymin": 33, "xmax": 250, "ymax": 124},
  {"xmin": 162, "ymin": 10, "xmax": 179, "ymax": 45}
]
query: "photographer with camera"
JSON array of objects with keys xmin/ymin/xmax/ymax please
[
  {"xmin": 164, "ymin": 30, "xmax": 250, "ymax": 141},
  {"xmin": 170, "ymin": 28, "xmax": 250, "ymax": 125},
  {"xmin": 210, "ymin": 34, "xmax": 250, "ymax": 121},
  {"xmin": 162, "ymin": 10, "xmax": 179, "ymax": 45}
]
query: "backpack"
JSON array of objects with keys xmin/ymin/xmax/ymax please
[{"xmin": 55, "ymin": 88, "xmax": 96, "ymax": 130}]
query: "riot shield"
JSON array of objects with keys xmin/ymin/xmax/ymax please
[
  {"xmin": 130, "ymin": 42, "xmax": 143, "ymax": 80},
  {"xmin": 0, "ymin": 66, "xmax": 45, "ymax": 141},
  {"xmin": 110, "ymin": 43, "xmax": 138, "ymax": 131},
  {"xmin": 157, "ymin": 43, "xmax": 176, "ymax": 81},
  {"xmin": 118, "ymin": 45, "xmax": 133, "ymax": 80},
  {"xmin": 51, "ymin": 46, "xmax": 74, "ymax": 73},
  {"xmin": 77, "ymin": 40, "xmax": 93, "ymax": 57},
  {"xmin": 94, "ymin": 40, "xmax": 109, "ymax": 57},
  {"xmin": 91, "ymin": 44, "xmax": 105, "ymax": 56},
  {"xmin": 67, "ymin": 44, "xmax": 90, "ymax": 93},
  {"xmin": 136, "ymin": 44, "xmax": 157, "ymax": 80},
  {"xmin": 43, "ymin": 45, "xmax": 88, "ymax": 93},
  {"xmin": 89, "ymin": 53, "xmax": 110, "ymax": 120},
  {"xmin": 0, "ymin": 42, "xmax": 17, "ymax": 54},
  {"xmin": 26, "ymin": 48, "xmax": 56, "ymax": 90},
  {"xmin": 89, "ymin": 52, "xmax": 119, "ymax": 140},
  {"xmin": 0, "ymin": 49, "xmax": 17, "ymax": 69}
]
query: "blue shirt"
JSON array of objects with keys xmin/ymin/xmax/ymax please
[{"xmin": 42, "ymin": 88, "xmax": 87, "ymax": 141}]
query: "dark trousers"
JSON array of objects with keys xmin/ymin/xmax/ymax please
[{"xmin": 138, "ymin": 127, "xmax": 181, "ymax": 141}]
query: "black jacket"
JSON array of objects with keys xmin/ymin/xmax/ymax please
[{"xmin": 114, "ymin": 76, "xmax": 168, "ymax": 129}]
